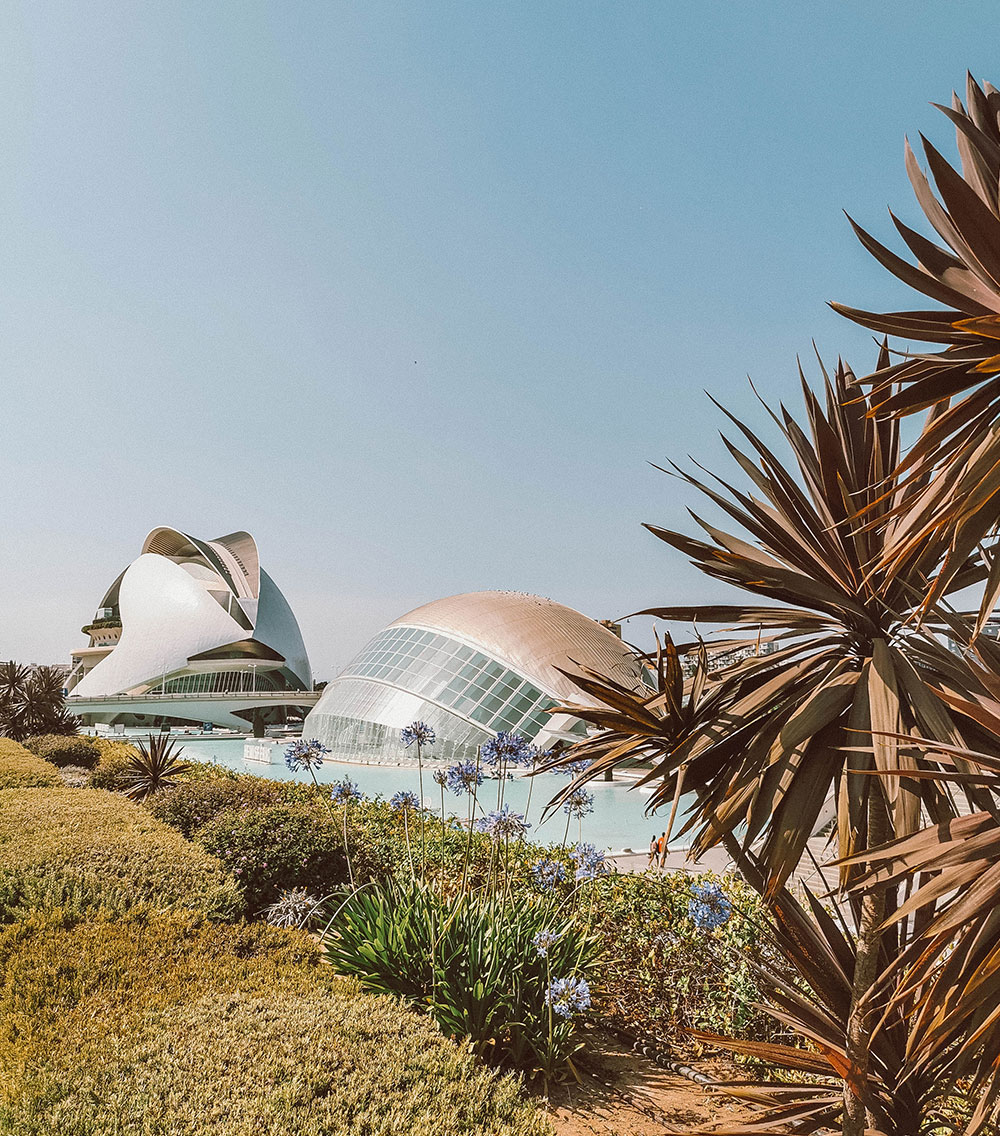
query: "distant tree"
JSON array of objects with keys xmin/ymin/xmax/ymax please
[{"xmin": 0, "ymin": 661, "xmax": 79, "ymax": 741}]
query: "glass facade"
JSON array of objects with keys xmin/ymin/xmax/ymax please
[
  {"xmin": 148, "ymin": 670, "xmax": 279, "ymax": 695},
  {"xmin": 343, "ymin": 625, "xmax": 559, "ymax": 736},
  {"xmin": 307, "ymin": 624, "xmax": 585, "ymax": 764}
]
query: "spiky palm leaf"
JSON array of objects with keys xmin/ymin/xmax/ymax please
[
  {"xmin": 839, "ymin": 637, "xmax": 1000, "ymax": 1130},
  {"xmin": 668, "ymin": 869, "xmax": 983, "ymax": 1136},
  {"xmin": 123, "ymin": 734, "xmax": 193, "ymax": 801},
  {"xmin": 831, "ymin": 74, "xmax": 1000, "ymax": 625},
  {"xmin": 553, "ymin": 356, "xmax": 988, "ymax": 897},
  {"xmin": 540, "ymin": 633, "xmax": 725, "ymax": 833}
]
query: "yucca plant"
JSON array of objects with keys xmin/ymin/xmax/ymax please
[
  {"xmin": 838, "ymin": 635, "xmax": 1000, "ymax": 1133},
  {"xmin": 674, "ymin": 869, "xmax": 986, "ymax": 1135},
  {"xmin": 832, "ymin": 74, "xmax": 1000, "ymax": 626},
  {"xmin": 549, "ymin": 355, "xmax": 996, "ymax": 1134},
  {"xmin": 123, "ymin": 734, "xmax": 193, "ymax": 801}
]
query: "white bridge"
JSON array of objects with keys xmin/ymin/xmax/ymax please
[{"xmin": 69, "ymin": 690, "xmax": 321, "ymax": 732}]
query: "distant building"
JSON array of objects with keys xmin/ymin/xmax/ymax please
[
  {"xmin": 304, "ymin": 590, "xmax": 651, "ymax": 763},
  {"xmin": 68, "ymin": 526, "xmax": 314, "ymax": 732},
  {"xmin": 680, "ymin": 638, "xmax": 775, "ymax": 677}
]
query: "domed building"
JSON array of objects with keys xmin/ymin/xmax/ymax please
[
  {"xmin": 68, "ymin": 526, "xmax": 313, "ymax": 732},
  {"xmin": 304, "ymin": 590, "xmax": 649, "ymax": 763}
]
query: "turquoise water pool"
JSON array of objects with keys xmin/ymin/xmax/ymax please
[{"xmin": 160, "ymin": 735, "xmax": 685, "ymax": 853}]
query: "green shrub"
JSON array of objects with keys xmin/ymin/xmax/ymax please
[
  {"xmin": 0, "ymin": 788, "xmax": 242, "ymax": 921},
  {"xmin": 589, "ymin": 870, "xmax": 777, "ymax": 1052},
  {"xmin": 197, "ymin": 803, "xmax": 347, "ymax": 912},
  {"xmin": 147, "ymin": 770, "xmax": 295, "ymax": 836},
  {"xmin": 0, "ymin": 913, "xmax": 550, "ymax": 1136},
  {"xmin": 0, "ymin": 739, "xmax": 62, "ymax": 790},
  {"xmin": 87, "ymin": 738, "xmax": 141, "ymax": 790},
  {"xmin": 24, "ymin": 733, "xmax": 100, "ymax": 769},
  {"xmin": 322, "ymin": 877, "xmax": 600, "ymax": 1081}
]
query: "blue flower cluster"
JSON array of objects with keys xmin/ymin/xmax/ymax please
[
  {"xmin": 688, "ymin": 881, "xmax": 733, "ymax": 931},
  {"xmin": 443, "ymin": 760, "xmax": 484, "ymax": 796},
  {"xmin": 400, "ymin": 721, "xmax": 436, "ymax": 748},
  {"xmin": 390, "ymin": 789, "xmax": 421, "ymax": 812},
  {"xmin": 557, "ymin": 758, "xmax": 591, "ymax": 777},
  {"xmin": 431, "ymin": 767, "xmax": 449, "ymax": 788},
  {"xmin": 570, "ymin": 842, "xmax": 608, "ymax": 882},
  {"xmin": 546, "ymin": 976, "xmax": 591, "ymax": 1019},
  {"xmin": 480, "ymin": 732, "xmax": 535, "ymax": 769},
  {"xmin": 532, "ymin": 928, "xmax": 560, "ymax": 958},
  {"xmin": 284, "ymin": 738, "xmax": 330, "ymax": 773},
  {"xmin": 562, "ymin": 787, "xmax": 594, "ymax": 819},
  {"xmin": 330, "ymin": 777, "xmax": 363, "ymax": 805},
  {"xmin": 474, "ymin": 804, "xmax": 530, "ymax": 840},
  {"xmin": 531, "ymin": 858, "xmax": 566, "ymax": 891}
]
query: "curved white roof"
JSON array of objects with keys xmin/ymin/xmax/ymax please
[
  {"xmin": 387, "ymin": 590, "xmax": 647, "ymax": 704},
  {"xmin": 71, "ymin": 526, "xmax": 311, "ymax": 698}
]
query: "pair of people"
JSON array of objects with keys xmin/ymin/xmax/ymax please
[{"xmin": 647, "ymin": 831, "xmax": 669, "ymax": 869}]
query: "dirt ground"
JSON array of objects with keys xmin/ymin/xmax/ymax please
[{"xmin": 539, "ymin": 1029, "xmax": 757, "ymax": 1135}]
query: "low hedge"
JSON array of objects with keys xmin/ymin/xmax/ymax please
[
  {"xmin": 0, "ymin": 788, "xmax": 241, "ymax": 921},
  {"xmin": 0, "ymin": 739, "xmax": 62, "ymax": 790},
  {"xmin": 0, "ymin": 913, "xmax": 550, "ymax": 1136},
  {"xmin": 24, "ymin": 733, "xmax": 100, "ymax": 769}
]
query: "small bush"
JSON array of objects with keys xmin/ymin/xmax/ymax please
[
  {"xmin": 0, "ymin": 739, "xmax": 62, "ymax": 790},
  {"xmin": 590, "ymin": 870, "xmax": 776, "ymax": 1052},
  {"xmin": 87, "ymin": 738, "xmax": 141, "ymax": 790},
  {"xmin": 0, "ymin": 914, "xmax": 549, "ymax": 1136},
  {"xmin": 0, "ymin": 788, "xmax": 242, "ymax": 921},
  {"xmin": 197, "ymin": 803, "xmax": 347, "ymax": 912},
  {"xmin": 24, "ymin": 733, "xmax": 100, "ymax": 769},
  {"xmin": 148, "ymin": 771, "xmax": 294, "ymax": 837}
]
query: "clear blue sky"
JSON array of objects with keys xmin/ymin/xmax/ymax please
[{"xmin": 1, "ymin": 2, "xmax": 994, "ymax": 676}]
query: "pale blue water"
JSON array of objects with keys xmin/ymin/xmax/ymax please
[{"xmin": 157, "ymin": 734, "xmax": 687, "ymax": 853}]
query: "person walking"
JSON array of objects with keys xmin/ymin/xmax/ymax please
[
  {"xmin": 647, "ymin": 833, "xmax": 659, "ymax": 869},
  {"xmin": 658, "ymin": 831, "xmax": 669, "ymax": 869}
]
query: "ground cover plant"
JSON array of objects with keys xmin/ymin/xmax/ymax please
[{"xmin": 0, "ymin": 911, "xmax": 551, "ymax": 1136}]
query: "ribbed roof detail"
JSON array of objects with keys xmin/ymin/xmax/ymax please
[{"xmin": 387, "ymin": 590, "xmax": 647, "ymax": 704}]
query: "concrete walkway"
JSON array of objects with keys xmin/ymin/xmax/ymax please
[{"xmin": 608, "ymin": 846, "xmax": 731, "ymax": 875}]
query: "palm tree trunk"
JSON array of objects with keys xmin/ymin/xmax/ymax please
[{"xmin": 842, "ymin": 787, "xmax": 889, "ymax": 1136}]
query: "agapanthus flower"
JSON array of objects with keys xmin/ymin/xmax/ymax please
[
  {"xmin": 562, "ymin": 786, "xmax": 594, "ymax": 819},
  {"xmin": 330, "ymin": 777, "xmax": 363, "ymax": 805},
  {"xmin": 570, "ymin": 842, "xmax": 608, "ymax": 882},
  {"xmin": 263, "ymin": 887, "xmax": 322, "ymax": 929},
  {"xmin": 284, "ymin": 738, "xmax": 330, "ymax": 773},
  {"xmin": 474, "ymin": 804, "xmax": 530, "ymax": 840},
  {"xmin": 432, "ymin": 767, "xmax": 449, "ymax": 788},
  {"xmin": 546, "ymin": 976, "xmax": 591, "ymax": 1019},
  {"xmin": 444, "ymin": 760, "xmax": 484, "ymax": 796},
  {"xmin": 688, "ymin": 881, "xmax": 733, "ymax": 931},
  {"xmin": 390, "ymin": 789, "xmax": 421, "ymax": 812},
  {"xmin": 400, "ymin": 721, "xmax": 436, "ymax": 748},
  {"xmin": 557, "ymin": 757, "xmax": 591, "ymax": 777},
  {"xmin": 532, "ymin": 858, "xmax": 567, "ymax": 891},
  {"xmin": 533, "ymin": 928, "xmax": 561, "ymax": 958},
  {"xmin": 480, "ymin": 731, "xmax": 534, "ymax": 769}
]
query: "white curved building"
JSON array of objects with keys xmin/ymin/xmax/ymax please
[
  {"xmin": 68, "ymin": 527, "xmax": 312, "ymax": 731},
  {"xmin": 304, "ymin": 590, "xmax": 649, "ymax": 763}
]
